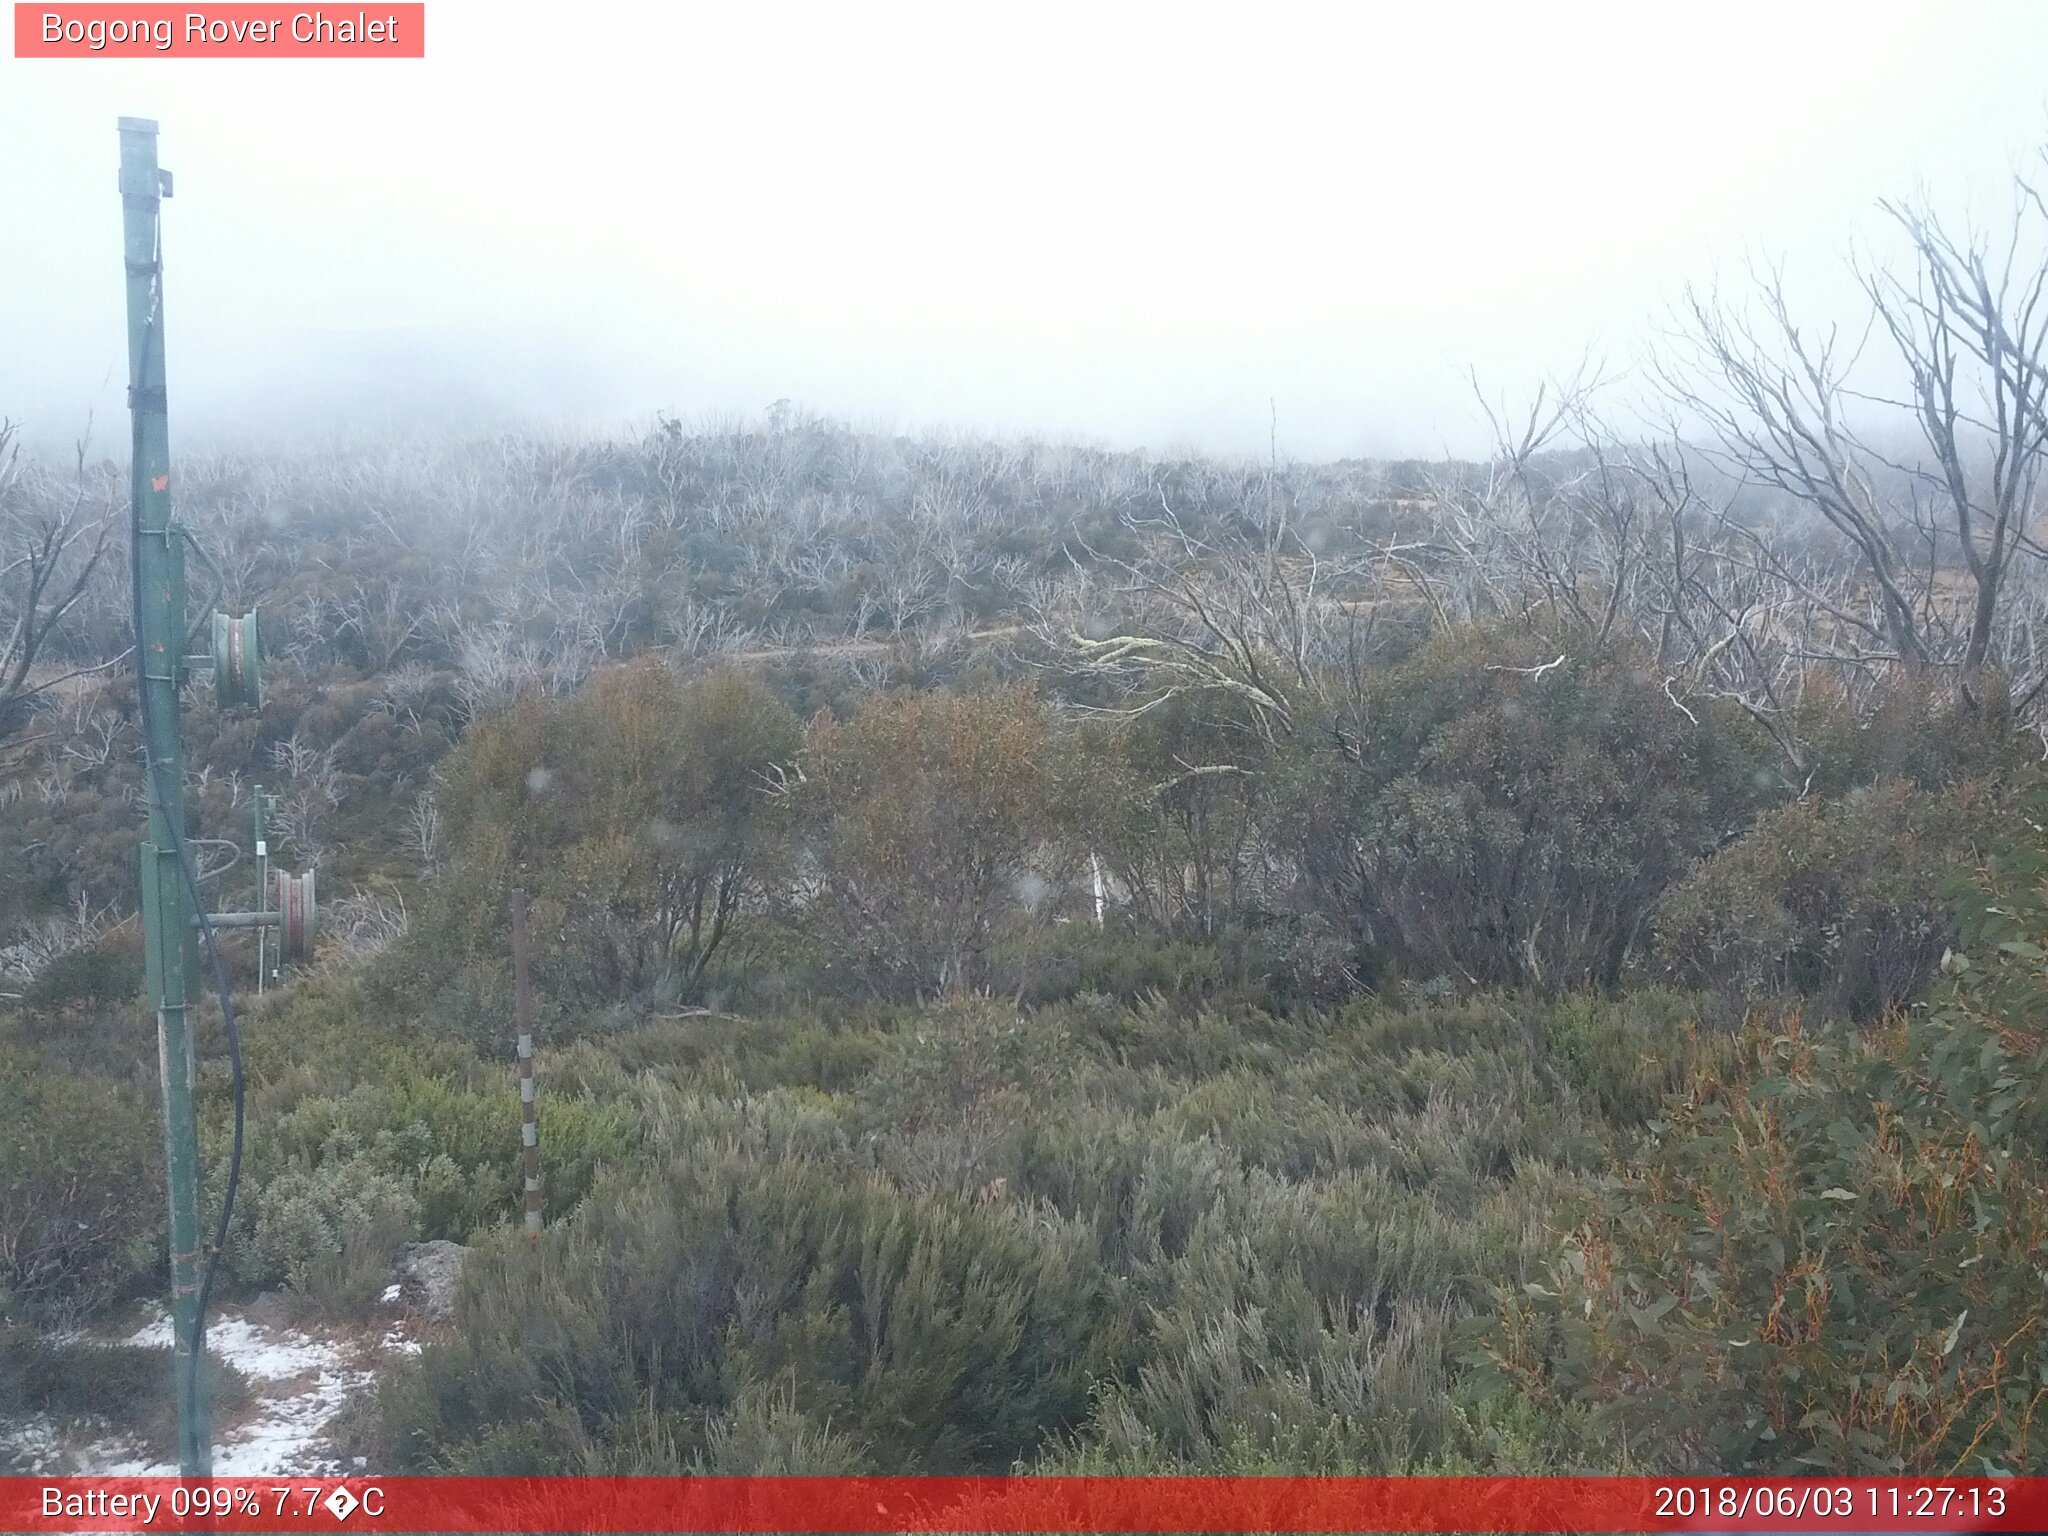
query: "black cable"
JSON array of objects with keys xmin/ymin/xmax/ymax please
[{"xmin": 128, "ymin": 227, "xmax": 245, "ymax": 1448}]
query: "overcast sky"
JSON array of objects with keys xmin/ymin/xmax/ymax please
[{"xmin": 4, "ymin": 1, "xmax": 2048, "ymax": 460}]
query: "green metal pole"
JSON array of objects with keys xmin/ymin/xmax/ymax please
[{"xmin": 120, "ymin": 114, "xmax": 212, "ymax": 1479}]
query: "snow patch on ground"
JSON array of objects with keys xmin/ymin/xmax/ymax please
[
  {"xmin": 124, "ymin": 1310, "xmax": 346, "ymax": 1384},
  {"xmin": 0, "ymin": 1417, "xmax": 65, "ymax": 1468},
  {"xmin": 11, "ymin": 1301, "xmax": 414, "ymax": 1476}
]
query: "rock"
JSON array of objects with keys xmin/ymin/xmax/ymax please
[
  {"xmin": 398, "ymin": 1240, "xmax": 469, "ymax": 1322},
  {"xmin": 243, "ymin": 1290, "xmax": 293, "ymax": 1329}
]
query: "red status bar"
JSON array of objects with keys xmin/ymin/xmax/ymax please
[{"xmin": 6, "ymin": 1476, "xmax": 2047, "ymax": 1534}]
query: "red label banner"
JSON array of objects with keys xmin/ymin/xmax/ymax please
[
  {"xmin": 13, "ymin": 4, "xmax": 424, "ymax": 57},
  {"xmin": 3, "ymin": 1476, "xmax": 2045, "ymax": 1534}
]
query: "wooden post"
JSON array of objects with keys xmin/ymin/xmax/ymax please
[
  {"xmin": 511, "ymin": 889, "xmax": 541, "ymax": 1237},
  {"xmin": 253, "ymin": 785, "xmax": 269, "ymax": 994}
]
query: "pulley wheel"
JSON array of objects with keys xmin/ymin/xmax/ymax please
[
  {"xmin": 273, "ymin": 866, "xmax": 316, "ymax": 963},
  {"xmin": 211, "ymin": 609, "xmax": 263, "ymax": 711}
]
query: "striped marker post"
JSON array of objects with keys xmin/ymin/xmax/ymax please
[{"xmin": 511, "ymin": 889, "xmax": 541, "ymax": 1237}]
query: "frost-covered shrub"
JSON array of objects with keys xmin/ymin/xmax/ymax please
[
  {"xmin": 379, "ymin": 1153, "xmax": 1119, "ymax": 1473},
  {"xmin": 238, "ymin": 1158, "xmax": 420, "ymax": 1291}
]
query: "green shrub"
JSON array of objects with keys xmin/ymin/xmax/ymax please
[
  {"xmin": 281, "ymin": 1201, "xmax": 420, "ymax": 1323},
  {"xmin": 1791, "ymin": 675, "xmax": 2031, "ymax": 798},
  {"xmin": 632, "ymin": 1080, "xmax": 853, "ymax": 1167},
  {"xmin": 237, "ymin": 1158, "xmax": 420, "ymax": 1294},
  {"xmin": 22, "ymin": 933, "xmax": 144, "ymax": 1011},
  {"xmin": 1541, "ymin": 989, "xmax": 1732, "ymax": 1126},
  {"xmin": 605, "ymin": 1006, "xmax": 886, "ymax": 1093},
  {"xmin": 1076, "ymin": 697, "xmax": 1287, "ymax": 940},
  {"xmin": 1652, "ymin": 780, "xmax": 1998, "ymax": 1018},
  {"xmin": 1054, "ymin": 994, "xmax": 1317, "ymax": 1082},
  {"xmin": 0, "ymin": 1326, "xmax": 251, "ymax": 1471},
  {"xmin": 996, "ymin": 922, "xmax": 1232, "ymax": 1006},
  {"xmin": 214, "ymin": 989, "xmax": 644, "ymax": 1294},
  {"xmin": 1302, "ymin": 627, "xmax": 1775, "ymax": 990},
  {"xmin": 853, "ymin": 998, "xmax": 1077, "ymax": 1192},
  {"xmin": 783, "ymin": 685, "xmax": 1080, "ymax": 998},
  {"xmin": 1470, "ymin": 821, "xmax": 2048, "ymax": 1472},
  {"xmin": 0, "ymin": 1042, "xmax": 163, "ymax": 1324},
  {"xmin": 379, "ymin": 1154, "xmax": 1120, "ymax": 1473},
  {"xmin": 1063, "ymin": 1295, "xmax": 1450, "ymax": 1473},
  {"xmin": 1010, "ymin": 1105, "xmax": 1240, "ymax": 1268},
  {"xmin": 407, "ymin": 660, "xmax": 800, "ymax": 1020}
]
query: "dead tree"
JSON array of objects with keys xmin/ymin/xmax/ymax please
[
  {"xmin": 0, "ymin": 422, "xmax": 116, "ymax": 767},
  {"xmin": 1659, "ymin": 154, "xmax": 2048, "ymax": 718},
  {"xmin": 1060, "ymin": 490, "xmax": 1347, "ymax": 748},
  {"xmin": 1865, "ymin": 181, "xmax": 2048, "ymax": 697}
]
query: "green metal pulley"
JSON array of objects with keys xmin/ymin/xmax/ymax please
[{"xmin": 210, "ymin": 609, "xmax": 263, "ymax": 711}]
